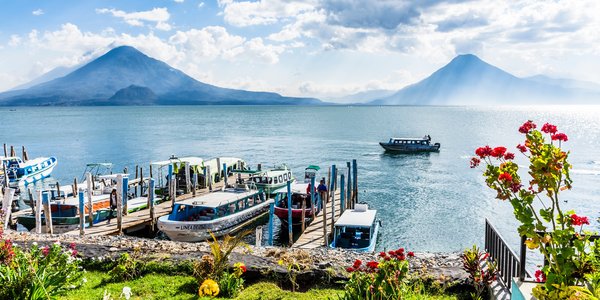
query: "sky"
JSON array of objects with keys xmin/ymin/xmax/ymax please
[{"xmin": 1, "ymin": 0, "xmax": 600, "ymax": 99}]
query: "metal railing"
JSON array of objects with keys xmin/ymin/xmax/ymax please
[{"xmin": 484, "ymin": 219, "xmax": 530, "ymax": 291}]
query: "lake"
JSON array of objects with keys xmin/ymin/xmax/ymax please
[{"xmin": 2, "ymin": 105, "xmax": 600, "ymax": 252}]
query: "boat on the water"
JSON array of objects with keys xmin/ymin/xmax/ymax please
[
  {"xmin": 157, "ymin": 185, "xmax": 272, "ymax": 242},
  {"xmin": 329, "ymin": 204, "xmax": 380, "ymax": 252},
  {"xmin": 1, "ymin": 156, "xmax": 57, "ymax": 186},
  {"xmin": 273, "ymin": 182, "xmax": 320, "ymax": 226},
  {"xmin": 379, "ymin": 135, "xmax": 440, "ymax": 153},
  {"xmin": 243, "ymin": 164, "xmax": 294, "ymax": 195}
]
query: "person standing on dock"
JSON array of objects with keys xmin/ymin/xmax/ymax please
[
  {"xmin": 108, "ymin": 188, "xmax": 117, "ymax": 222},
  {"xmin": 317, "ymin": 178, "xmax": 328, "ymax": 203}
]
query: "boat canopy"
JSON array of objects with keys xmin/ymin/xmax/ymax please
[
  {"xmin": 305, "ymin": 165, "xmax": 320, "ymax": 171},
  {"xmin": 335, "ymin": 207, "xmax": 377, "ymax": 228},
  {"xmin": 390, "ymin": 137, "xmax": 429, "ymax": 141},
  {"xmin": 273, "ymin": 183, "xmax": 311, "ymax": 194},
  {"xmin": 86, "ymin": 163, "xmax": 113, "ymax": 168},
  {"xmin": 177, "ymin": 189, "xmax": 259, "ymax": 208},
  {"xmin": 152, "ymin": 156, "xmax": 204, "ymax": 167}
]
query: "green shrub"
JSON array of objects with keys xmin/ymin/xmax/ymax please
[{"xmin": 106, "ymin": 252, "xmax": 145, "ymax": 282}]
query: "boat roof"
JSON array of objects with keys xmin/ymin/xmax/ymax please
[
  {"xmin": 152, "ymin": 156, "xmax": 204, "ymax": 167},
  {"xmin": 305, "ymin": 165, "xmax": 320, "ymax": 171},
  {"xmin": 390, "ymin": 137, "xmax": 429, "ymax": 141},
  {"xmin": 273, "ymin": 183, "xmax": 310, "ymax": 194},
  {"xmin": 177, "ymin": 189, "xmax": 259, "ymax": 208},
  {"xmin": 335, "ymin": 208, "xmax": 377, "ymax": 227},
  {"xmin": 86, "ymin": 163, "xmax": 113, "ymax": 167},
  {"xmin": 98, "ymin": 173, "xmax": 129, "ymax": 180}
]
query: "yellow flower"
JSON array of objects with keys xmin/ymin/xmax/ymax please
[
  {"xmin": 541, "ymin": 235, "xmax": 552, "ymax": 244},
  {"xmin": 278, "ymin": 259, "xmax": 284, "ymax": 266},
  {"xmin": 199, "ymin": 279, "xmax": 220, "ymax": 297},
  {"xmin": 525, "ymin": 238, "xmax": 539, "ymax": 250}
]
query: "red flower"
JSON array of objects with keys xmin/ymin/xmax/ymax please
[
  {"xmin": 407, "ymin": 251, "xmax": 415, "ymax": 257},
  {"xmin": 384, "ymin": 256, "xmax": 391, "ymax": 261},
  {"xmin": 396, "ymin": 248, "xmax": 405, "ymax": 254},
  {"xmin": 366, "ymin": 261, "xmax": 379, "ymax": 269},
  {"xmin": 69, "ymin": 242, "xmax": 76, "ymax": 250},
  {"xmin": 398, "ymin": 254, "xmax": 406, "ymax": 261},
  {"xmin": 42, "ymin": 246, "xmax": 50, "ymax": 256},
  {"xmin": 353, "ymin": 259, "xmax": 362, "ymax": 268},
  {"xmin": 490, "ymin": 147, "xmax": 507, "ymax": 158},
  {"xmin": 503, "ymin": 153, "xmax": 515, "ymax": 160},
  {"xmin": 541, "ymin": 123, "xmax": 558, "ymax": 134},
  {"xmin": 551, "ymin": 133, "xmax": 568, "ymax": 142},
  {"xmin": 469, "ymin": 157, "xmax": 481, "ymax": 168},
  {"xmin": 498, "ymin": 173, "xmax": 512, "ymax": 182},
  {"xmin": 71, "ymin": 249, "xmax": 78, "ymax": 257},
  {"xmin": 519, "ymin": 120, "xmax": 537, "ymax": 134},
  {"xmin": 346, "ymin": 267, "xmax": 354, "ymax": 272},
  {"xmin": 516, "ymin": 144, "xmax": 527, "ymax": 153},
  {"xmin": 240, "ymin": 265, "xmax": 247, "ymax": 273},
  {"xmin": 510, "ymin": 183, "xmax": 523, "ymax": 193},
  {"xmin": 475, "ymin": 146, "xmax": 493, "ymax": 158},
  {"xmin": 535, "ymin": 270, "xmax": 546, "ymax": 282},
  {"xmin": 570, "ymin": 214, "xmax": 590, "ymax": 226},
  {"xmin": 379, "ymin": 252, "xmax": 387, "ymax": 258}
]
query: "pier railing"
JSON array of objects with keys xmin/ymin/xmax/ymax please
[{"xmin": 484, "ymin": 219, "xmax": 530, "ymax": 291}]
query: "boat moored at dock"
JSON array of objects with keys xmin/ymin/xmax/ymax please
[
  {"xmin": 243, "ymin": 164, "xmax": 294, "ymax": 195},
  {"xmin": 1, "ymin": 156, "xmax": 57, "ymax": 186},
  {"xmin": 273, "ymin": 182, "xmax": 320, "ymax": 226},
  {"xmin": 379, "ymin": 135, "xmax": 440, "ymax": 153},
  {"xmin": 157, "ymin": 185, "xmax": 272, "ymax": 242},
  {"xmin": 329, "ymin": 204, "xmax": 380, "ymax": 252}
]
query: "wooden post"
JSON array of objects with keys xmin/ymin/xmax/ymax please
[
  {"xmin": 149, "ymin": 178, "xmax": 155, "ymax": 227},
  {"xmin": 56, "ymin": 182, "xmax": 61, "ymax": 199},
  {"xmin": 346, "ymin": 162, "xmax": 351, "ymax": 209},
  {"xmin": 35, "ymin": 190, "xmax": 42, "ymax": 234},
  {"xmin": 340, "ymin": 175, "xmax": 345, "ymax": 214},
  {"xmin": 2, "ymin": 163, "xmax": 8, "ymax": 189},
  {"xmin": 78, "ymin": 191, "xmax": 85, "ymax": 236},
  {"xmin": 287, "ymin": 180, "xmax": 293, "ymax": 246},
  {"xmin": 122, "ymin": 176, "xmax": 129, "ymax": 215},
  {"xmin": 9, "ymin": 145, "xmax": 15, "ymax": 157},
  {"xmin": 27, "ymin": 188, "xmax": 34, "ymax": 210},
  {"xmin": 86, "ymin": 172, "xmax": 94, "ymax": 227},
  {"xmin": 184, "ymin": 162, "xmax": 191, "ymax": 194},
  {"xmin": 73, "ymin": 177, "xmax": 78, "ymax": 195},
  {"xmin": 2, "ymin": 143, "xmax": 6, "ymax": 157},
  {"xmin": 139, "ymin": 167, "xmax": 143, "ymax": 197},
  {"xmin": 301, "ymin": 191, "xmax": 306, "ymax": 232},
  {"xmin": 134, "ymin": 165, "xmax": 139, "ymax": 197},
  {"xmin": 330, "ymin": 165, "xmax": 336, "ymax": 235},
  {"xmin": 216, "ymin": 158, "xmax": 222, "ymax": 182},
  {"xmin": 207, "ymin": 165, "xmax": 213, "ymax": 191},
  {"xmin": 21, "ymin": 146, "xmax": 28, "ymax": 161},
  {"xmin": 223, "ymin": 163, "xmax": 228, "ymax": 187},
  {"xmin": 2, "ymin": 188, "xmax": 15, "ymax": 230},
  {"xmin": 268, "ymin": 197, "xmax": 275, "ymax": 246},
  {"xmin": 149, "ymin": 164, "xmax": 153, "ymax": 179},
  {"xmin": 192, "ymin": 172, "xmax": 197, "ymax": 197},
  {"xmin": 325, "ymin": 167, "xmax": 331, "ymax": 204},
  {"xmin": 352, "ymin": 159, "xmax": 358, "ymax": 205},
  {"xmin": 42, "ymin": 191, "xmax": 53, "ymax": 234},
  {"xmin": 321, "ymin": 190, "xmax": 327, "ymax": 246},
  {"xmin": 116, "ymin": 175, "xmax": 123, "ymax": 234},
  {"xmin": 169, "ymin": 164, "xmax": 176, "ymax": 208}
]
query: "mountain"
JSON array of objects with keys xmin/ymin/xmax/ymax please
[
  {"xmin": 525, "ymin": 75, "xmax": 600, "ymax": 91},
  {"xmin": 0, "ymin": 46, "xmax": 322, "ymax": 106},
  {"xmin": 11, "ymin": 65, "xmax": 80, "ymax": 91},
  {"xmin": 328, "ymin": 89, "xmax": 396, "ymax": 104},
  {"xmin": 371, "ymin": 54, "xmax": 600, "ymax": 105}
]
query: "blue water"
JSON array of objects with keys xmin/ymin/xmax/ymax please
[{"xmin": 2, "ymin": 105, "xmax": 600, "ymax": 253}]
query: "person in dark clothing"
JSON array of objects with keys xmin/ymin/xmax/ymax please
[
  {"xmin": 108, "ymin": 188, "xmax": 117, "ymax": 221},
  {"xmin": 317, "ymin": 178, "xmax": 328, "ymax": 203}
]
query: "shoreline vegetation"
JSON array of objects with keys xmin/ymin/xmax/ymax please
[{"xmin": 3, "ymin": 230, "xmax": 470, "ymax": 299}]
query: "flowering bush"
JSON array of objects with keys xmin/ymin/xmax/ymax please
[
  {"xmin": 218, "ymin": 262, "xmax": 246, "ymax": 298},
  {"xmin": 198, "ymin": 279, "xmax": 220, "ymax": 297},
  {"xmin": 471, "ymin": 121, "xmax": 597, "ymax": 298},
  {"xmin": 461, "ymin": 245, "xmax": 497, "ymax": 300},
  {"xmin": 341, "ymin": 247, "xmax": 415, "ymax": 300},
  {"xmin": 0, "ymin": 241, "xmax": 84, "ymax": 300}
]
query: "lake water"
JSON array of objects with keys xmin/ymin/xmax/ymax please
[{"xmin": 2, "ymin": 105, "xmax": 600, "ymax": 253}]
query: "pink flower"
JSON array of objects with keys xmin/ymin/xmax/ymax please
[
  {"xmin": 551, "ymin": 133, "xmax": 568, "ymax": 142},
  {"xmin": 42, "ymin": 246, "xmax": 50, "ymax": 256},
  {"xmin": 68, "ymin": 242, "xmax": 76, "ymax": 250},
  {"xmin": 519, "ymin": 120, "xmax": 537, "ymax": 134},
  {"xmin": 541, "ymin": 123, "xmax": 558, "ymax": 134}
]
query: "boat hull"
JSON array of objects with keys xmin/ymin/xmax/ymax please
[
  {"xmin": 274, "ymin": 206, "xmax": 318, "ymax": 225},
  {"xmin": 17, "ymin": 209, "xmax": 113, "ymax": 233},
  {"xmin": 379, "ymin": 142, "xmax": 440, "ymax": 153},
  {"xmin": 158, "ymin": 199, "xmax": 274, "ymax": 242},
  {"xmin": 329, "ymin": 221, "xmax": 380, "ymax": 253}
]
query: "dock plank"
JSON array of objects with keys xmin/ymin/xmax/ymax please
[{"xmin": 293, "ymin": 189, "xmax": 344, "ymax": 249}]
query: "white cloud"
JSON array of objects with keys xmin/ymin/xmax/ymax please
[
  {"xmin": 8, "ymin": 35, "xmax": 22, "ymax": 47},
  {"xmin": 218, "ymin": 0, "xmax": 317, "ymax": 27},
  {"xmin": 198, "ymin": 2, "xmax": 205, "ymax": 8},
  {"xmin": 96, "ymin": 7, "xmax": 172, "ymax": 31},
  {"xmin": 174, "ymin": 0, "xmax": 185, "ymax": 3},
  {"xmin": 32, "ymin": 9, "xmax": 44, "ymax": 16}
]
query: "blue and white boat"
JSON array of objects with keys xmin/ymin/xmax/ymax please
[
  {"xmin": 157, "ymin": 185, "xmax": 272, "ymax": 242},
  {"xmin": 379, "ymin": 135, "xmax": 440, "ymax": 153},
  {"xmin": 329, "ymin": 204, "xmax": 380, "ymax": 252},
  {"xmin": 1, "ymin": 156, "xmax": 57, "ymax": 186}
]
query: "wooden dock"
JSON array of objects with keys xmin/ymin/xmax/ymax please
[{"xmin": 292, "ymin": 189, "xmax": 342, "ymax": 249}]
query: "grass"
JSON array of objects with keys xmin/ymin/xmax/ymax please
[{"xmin": 61, "ymin": 271, "xmax": 464, "ymax": 300}]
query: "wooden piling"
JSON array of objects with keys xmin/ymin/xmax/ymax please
[
  {"xmin": 340, "ymin": 175, "xmax": 345, "ymax": 214},
  {"xmin": 35, "ymin": 191, "xmax": 42, "ymax": 234},
  {"xmin": 2, "ymin": 143, "xmax": 6, "ymax": 157},
  {"xmin": 73, "ymin": 177, "xmax": 78, "ymax": 195},
  {"xmin": 207, "ymin": 165, "xmax": 213, "ymax": 191},
  {"xmin": 78, "ymin": 191, "xmax": 85, "ymax": 236},
  {"xmin": 346, "ymin": 162, "xmax": 351, "ymax": 209},
  {"xmin": 56, "ymin": 182, "xmax": 61, "ymax": 199},
  {"xmin": 116, "ymin": 175, "xmax": 123, "ymax": 234},
  {"xmin": 27, "ymin": 188, "xmax": 34, "ymax": 210},
  {"xmin": 148, "ymin": 178, "xmax": 155, "ymax": 227},
  {"xmin": 134, "ymin": 165, "xmax": 139, "ymax": 197},
  {"xmin": 149, "ymin": 164, "xmax": 153, "ymax": 179},
  {"xmin": 267, "ymin": 200, "xmax": 275, "ymax": 246},
  {"xmin": 287, "ymin": 180, "xmax": 293, "ymax": 246},
  {"xmin": 42, "ymin": 191, "xmax": 53, "ymax": 234},
  {"xmin": 192, "ymin": 172, "xmax": 197, "ymax": 197},
  {"xmin": 2, "ymin": 163, "xmax": 8, "ymax": 189},
  {"xmin": 86, "ymin": 172, "xmax": 94, "ymax": 227},
  {"xmin": 223, "ymin": 163, "xmax": 228, "ymax": 187},
  {"xmin": 139, "ymin": 167, "xmax": 143, "ymax": 197},
  {"xmin": 301, "ymin": 193, "xmax": 306, "ymax": 232},
  {"xmin": 2, "ymin": 188, "xmax": 15, "ymax": 230},
  {"xmin": 321, "ymin": 190, "xmax": 327, "ymax": 246},
  {"xmin": 21, "ymin": 146, "xmax": 28, "ymax": 161},
  {"xmin": 330, "ymin": 165, "xmax": 336, "ymax": 236},
  {"xmin": 216, "ymin": 158, "xmax": 221, "ymax": 181},
  {"xmin": 122, "ymin": 177, "xmax": 129, "ymax": 215},
  {"xmin": 185, "ymin": 162, "xmax": 191, "ymax": 194},
  {"xmin": 9, "ymin": 145, "xmax": 15, "ymax": 157},
  {"xmin": 352, "ymin": 159, "xmax": 358, "ymax": 205},
  {"xmin": 310, "ymin": 176, "xmax": 316, "ymax": 220}
]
